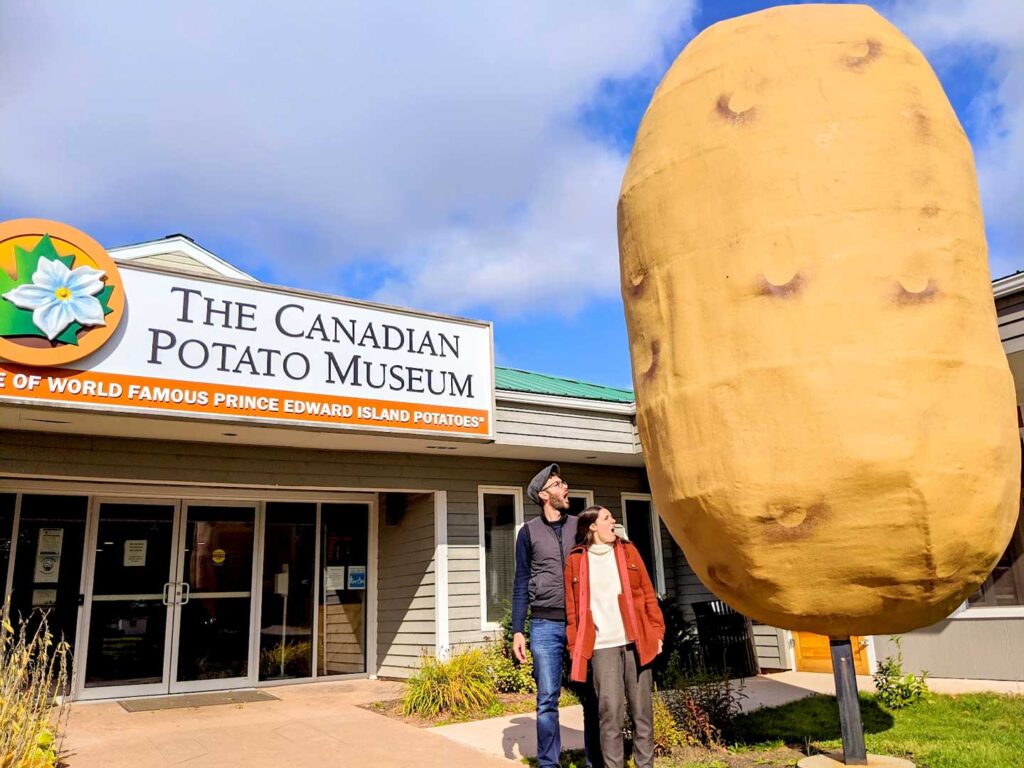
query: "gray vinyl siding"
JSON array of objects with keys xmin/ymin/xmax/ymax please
[
  {"xmin": 752, "ymin": 625, "xmax": 788, "ymax": 671},
  {"xmin": 376, "ymin": 492, "xmax": 435, "ymax": 677},
  {"xmin": 495, "ymin": 400, "xmax": 637, "ymax": 454},
  {"xmin": 667, "ymin": 541, "xmax": 716, "ymax": 619},
  {"xmin": 873, "ymin": 618, "xmax": 1024, "ymax": 680},
  {"xmin": 997, "ymin": 292, "xmax": 1024, "ymax": 353}
]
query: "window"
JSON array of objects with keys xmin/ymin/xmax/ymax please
[
  {"xmin": 319, "ymin": 503, "xmax": 370, "ymax": 675},
  {"xmin": 567, "ymin": 490, "xmax": 594, "ymax": 516},
  {"xmin": 259, "ymin": 502, "xmax": 316, "ymax": 681},
  {"xmin": 968, "ymin": 503, "xmax": 1024, "ymax": 608},
  {"xmin": 620, "ymin": 493, "xmax": 666, "ymax": 596},
  {"xmin": 479, "ymin": 487, "xmax": 524, "ymax": 628}
]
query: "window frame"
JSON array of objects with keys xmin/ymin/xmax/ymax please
[
  {"xmin": 568, "ymin": 490, "xmax": 595, "ymax": 514},
  {"xmin": 619, "ymin": 492, "xmax": 666, "ymax": 597},
  {"xmin": 478, "ymin": 485, "xmax": 524, "ymax": 631}
]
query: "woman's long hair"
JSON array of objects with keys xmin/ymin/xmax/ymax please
[{"xmin": 575, "ymin": 506, "xmax": 606, "ymax": 547}]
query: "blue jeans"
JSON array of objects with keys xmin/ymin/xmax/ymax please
[{"xmin": 530, "ymin": 618, "xmax": 601, "ymax": 768}]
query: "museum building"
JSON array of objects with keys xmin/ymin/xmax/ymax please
[{"xmin": 0, "ymin": 227, "xmax": 1020, "ymax": 701}]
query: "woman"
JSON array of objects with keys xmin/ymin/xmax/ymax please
[{"xmin": 564, "ymin": 506, "xmax": 665, "ymax": 768}]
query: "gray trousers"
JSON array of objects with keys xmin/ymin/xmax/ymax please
[{"xmin": 590, "ymin": 645, "xmax": 654, "ymax": 768}]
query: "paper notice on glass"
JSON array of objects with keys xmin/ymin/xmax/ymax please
[
  {"xmin": 33, "ymin": 528, "xmax": 64, "ymax": 583},
  {"xmin": 124, "ymin": 540, "xmax": 148, "ymax": 567},
  {"xmin": 31, "ymin": 589, "xmax": 57, "ymax": 607},
  {"xmin": 324, "ymin": 566, "xmax": 346, "ymax": 591},
  {"xmin": 347, "ymin": 565, "xmax": 366, "ymax": 590}
]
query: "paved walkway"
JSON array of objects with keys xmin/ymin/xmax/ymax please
[
  {"xmin": 62, "ymin": 679, "xmax": 510, "ymax": 768},
  {"xmin": 62, "ymin": 673, "xmax": 1022, "ymax": 767}
]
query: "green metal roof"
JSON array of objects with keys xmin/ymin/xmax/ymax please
[{"xmin": 495, "ymin": 367, "xmax": 635, "ymax": 404}]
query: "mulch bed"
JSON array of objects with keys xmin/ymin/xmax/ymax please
[
  {"xmin": 659, "ymin": 745, "xmax": 807, "ymax": 767},
  {"xmin": 363, "ymin": 692, "xmax": 540, "ymax": 728}
]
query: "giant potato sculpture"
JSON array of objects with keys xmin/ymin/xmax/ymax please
[{"xmin": 619, "ymin": 4, "xmax": 1020, "ymax": 636}]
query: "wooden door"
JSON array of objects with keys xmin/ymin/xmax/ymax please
[{"xmin": 793, "ymin": 632, "xmax": 870, "ymax": 674}]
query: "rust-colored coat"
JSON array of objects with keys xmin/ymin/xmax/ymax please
[{"xmin": 564, "ymin": 539, "xmax": 665, "ymax": 683}]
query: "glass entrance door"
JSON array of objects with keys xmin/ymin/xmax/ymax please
[
  {"xmin": 80, "ymin": 500, "xmax": 257, "ymax": 698},
  {"xmin": 81, "ymin": 501, "xmax": 178, "ymax": 698},
  {"xmin": 171, "ymin": 503, "xmax": 256, "ymax": 692}
]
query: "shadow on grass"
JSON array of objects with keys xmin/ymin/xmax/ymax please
[{"xmin": 730, "ymin": 694, "xmax": 893, "ymax": 746}]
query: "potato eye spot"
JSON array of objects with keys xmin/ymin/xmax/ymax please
[
  {"xmin": 716, "ymin": 93, "xmax": 757, "ymax": 125},
  {"xmin": 843, "ymin": 38, "xmax": 882, "ymax": 70},
  {"xmin": 896, "ymin": 279, "xmax": 938, "ymax": 304},
  {"xmin": 758, "ymin": 272, "xmax": 803, "ymax": 298},
  {"xmin": 641, "ymin": 340, "xmax": 660, "ymax": 382}
]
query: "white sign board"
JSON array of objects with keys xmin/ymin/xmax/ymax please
[
  {"xmin": 124, "ymin": 539, "xmax": 148, "ymax": 567},
  {"xmin": 0, "ymin": 266, "xmax": 495, "ymax": 439},
  {"xmin": 33, "ymin": 528, "xmax": 63, "ymax": 583},
  {"xmin": 324, "ymin": 566, "xmax": 346, "ymax": 591}
]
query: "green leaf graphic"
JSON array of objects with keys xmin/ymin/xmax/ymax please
[{"xmin": 0, "ymin": 234, "xmax": 112, "ymax": 343}]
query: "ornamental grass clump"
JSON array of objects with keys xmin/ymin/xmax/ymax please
[
  {"xmin": 402, "ymin": 648, "xmax": 496, "ymax": 718},
  {"xmin": 0, "ymin": 600, "xmax": 71, "ymax": 768}
]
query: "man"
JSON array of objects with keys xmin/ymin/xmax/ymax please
[{"xmin": 512, "ymin": 463, "xmax": 600, "ymax": 768}]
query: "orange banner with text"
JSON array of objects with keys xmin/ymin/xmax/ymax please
[{"xmin": 0, "ymin": 363, "xmax": 490, "ymax": 436}]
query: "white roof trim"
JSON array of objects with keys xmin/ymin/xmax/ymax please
[
  {"xmin": 109, "ymin": 236, "xmax": 257, "ymax": 282},
  {"xmin": 496, "ymin": 389, "xmax": 636, "ymax": 416},
  {"xmin": 993, "ymin": 272, "xmax": 1024, "ymax": 299}
]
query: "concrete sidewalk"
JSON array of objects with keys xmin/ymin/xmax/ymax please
[
  {"xmin": 62, "ymin": 679, "xmax": 511, "ymax": 768},
  {"xmin": 62, "ymin": 673, "xmax": 1022, "ymax": 767},
  {"xmin": 433, "ymin": 672, "xmax": 1024, "ymax": 763}
]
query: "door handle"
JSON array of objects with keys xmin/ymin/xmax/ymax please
[
  {"xmin": 162, "ymin": 582, "xmax": 173, "ymax": 606},
  {"xmin": 180, "ymin": 582, "xmax": 191, "ymax": 605}
]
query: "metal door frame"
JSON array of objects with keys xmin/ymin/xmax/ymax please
[
  {"xmin": 169, "ymin": 500, "xmax": 260, "ymax": 694},
  {"xmin": 77, "ymin": 497, "xmax": 182, "ymax": 701}
]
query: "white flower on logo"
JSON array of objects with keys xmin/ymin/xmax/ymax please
[{"xmin": 3, "ymin": 257, "xmax": 107, "ymax": 341}]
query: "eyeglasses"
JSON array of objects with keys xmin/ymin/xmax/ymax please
[{"xmin": 541, "ymin": 479, "xmax": 568, "ymax": 492}]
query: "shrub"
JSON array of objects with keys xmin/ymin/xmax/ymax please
[
  {"xmin": 402, "ymin": 648, "xmax": 497, "ymax": 718},
  {"xmin": 499, "ymin": 602, "xmax": 529, "ymax": 650},
  {"xmin": 652, "ymin": 598, "xmax": 701, "ymax": 689},
  {"xmin": 873, "ymin": 635, "xmax": 929, "ymax": 710},
  {"xmin": 487, "ymin": 642, "xmax": 536, "ymax": 694},
  {"xmin": 658, "ymin": 665, "xmax": 745, "ymax": 747},
  {"xmin": 0, "ymin": 601, "xmax": 71, "ymax": 768},
  {"xmin": 487, "ymin": 604, "xmax": 535, "ymax": 694},
  {"xmin": 652, "ymin": 691, "xmax": 691, "ymax": 755}
]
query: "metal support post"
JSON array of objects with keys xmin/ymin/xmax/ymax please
[{"xmin": 830, "ymin": 637, "xmax": 868, "ymax": 765}]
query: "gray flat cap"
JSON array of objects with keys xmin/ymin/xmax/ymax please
[{"xmin": 527, "ymin": 463, "xmax": 561, "ymax": 505}]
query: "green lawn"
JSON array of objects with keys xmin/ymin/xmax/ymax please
[
  {"xmin": 729, "ymin": 693, "xmax": 1024, "ymax": 768},
  {"xmin": 528, "ymin": 693, "xmax": 1024, "ymax": 768}
]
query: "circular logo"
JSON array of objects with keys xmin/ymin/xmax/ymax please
[
  {"xmin": 0, "ymin": 219, "xmax": 125, "ymax": 367},
  {"xmin": 211, "ymin": 548, "xmax": 227, "ymax": 565}
]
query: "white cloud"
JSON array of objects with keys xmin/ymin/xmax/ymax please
[
  {"xmin": 372, "ymin": 139, "xmax": 626, "ymax": 316},
  {"xmin": 888, "ymin": 0, "xmax": 1024, "ymax": 277},
  {"xmin": 0, "ymin": 1, "xmax": 696, "ymax": 314}
]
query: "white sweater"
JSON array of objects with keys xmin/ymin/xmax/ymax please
[{"xmin": 587, "ymin": 542, "xmax": 628, "ymax": 650}]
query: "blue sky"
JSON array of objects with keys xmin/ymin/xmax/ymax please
[{"xmin": 1, "ymin": 1, "xmax": 1020, "ymax": 390}]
